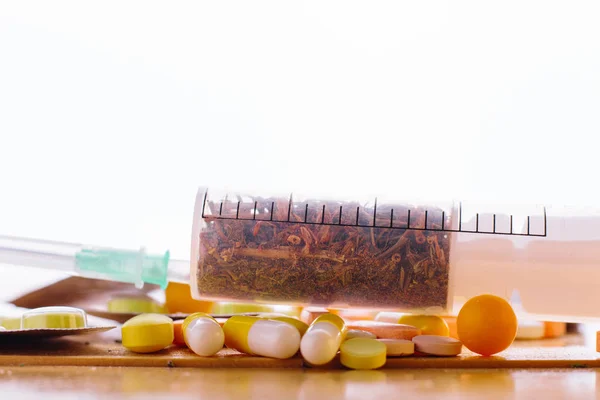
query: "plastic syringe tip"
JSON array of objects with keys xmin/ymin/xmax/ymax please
[{"xmin": 75, "ymin": 247, "xmax": 171, "ymax": 289}]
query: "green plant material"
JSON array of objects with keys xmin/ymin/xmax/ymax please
[{"xmin": 196, "ymin": 198, "xmax": 451, "ymax": 311}]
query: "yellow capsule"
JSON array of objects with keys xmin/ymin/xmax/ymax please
[
  {"xmin": 268, "ymin": 316, "xmax": 309, "ymax": 337},
  {"xmin": 223, "ymin": 315, "xmax": 300, "ymax": 359},
  {"xmin": 122, "ymin": 314, "xmax": 174, "ymax": 353},
  {"xmin": 375, "ymin": 312, "xmax": 449, "ymax": 336},
  {"xmin": 211, "ymin": 302, "xmax": 275, "ymax": 314}
]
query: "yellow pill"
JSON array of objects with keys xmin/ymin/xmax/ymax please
[
  {"xmin": 1, "ymin": 317, "xmax": 22, "ymax": 330},
  {"xmin": 122, "ymin": 314, "xmax": 174, "ymax": 353},
  {"xmin": 340, "ymin": 338, "xmax": 387, "ymax": 370},
  {"xmin": 165, "ymin": 282, "xmax": 213, "ymax": 314},
  {"xmin": 108, "ymin": 294, "xmax": 167, "ymax": 314},
  {"xmin": 211, "ymin": 302, "xmax": 275, "ymax": 314},
  {"xmin": 22, "ymin": 306, "xmax": 87, "ymax": 329},
  {"xmin": 375, "ymin": 312, "xmax": 449, "ymax": 336}
]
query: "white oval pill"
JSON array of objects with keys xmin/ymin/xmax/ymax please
[
  {"xmin": 345, "ymin": 329, "xmax": 377, "ymax": 341},
  {"xmin": 377, "ymin": 339, "xmax": 414, "ymax": 357},
  {"xmin": 412, "ymin": 335, "xmax": 462, "ymax": 356}
]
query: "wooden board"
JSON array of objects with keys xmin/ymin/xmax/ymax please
[{"xmin": 0, "ymin": 333, "xmax": 599, "ymax": 369}]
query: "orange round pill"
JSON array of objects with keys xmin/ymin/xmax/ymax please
[
  {"xmin": 173, "ymin": 319, "xmax": 186, "ymax": 346},
  {"xmin": 457, "ymin": 294, "xmax": 517, "ymax": 356}
]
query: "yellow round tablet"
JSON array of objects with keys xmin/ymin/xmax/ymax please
[
  {"xmin": 108, "ymin": 294, "xmax": 167, "ymax": 314},
  {"xmin": 396, "ymin": 315, "xmax": 449, "ymax": 336},
  {"xmin": 21, "ymin": 306, "xmax": 87, "ymax": 329},
  {"xmin": 340, "ymin": 338, "xmax": 387, "ymax": 370},
  {"xmin": 122, "ymin": 314, "xmax": 174, "ymax": 353}
]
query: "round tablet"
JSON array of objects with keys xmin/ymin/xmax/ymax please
[
  {"xmin": 340, "ymin": 338, "xmax": 387, "ymax": 370},
  {"xmin": 457, "ymin": 294, "xmax": 517, "ymax": 356},
  {"xmin": 345, "ymin": 329, "xmax": 377, "ymax": 341},
  {"xmin": 377, "ymin": 339, "xmax": 414, "ymax": 357},
  {"xmin": 108, "ymin": 293, "xmax": 167, "ymax": 314},
  {"xmin": 346, "ymin": 321, "xmax": 420, "ymax": 340},
  {"xmin": 122, "ymin": 313, "xmax": 174, "ymax": 353},
  {"xmin": 412, "ymin": 335, "xmax": 462, "ymax": 356},
  {"xmin": 396, "ymin": 315, "xmax": 449, "ymax": 336}
]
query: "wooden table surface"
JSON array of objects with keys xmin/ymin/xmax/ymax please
[
  {"xmin": 1, "ymin": 276, "xmax": 599, "ymax": 399},
  {"xmin": 0, "ymin": 365, "xmax": 598, "ymax": 399},
  {"xmin": 1, "ymin": 327, "xmax": 599, "ymax": 399}
]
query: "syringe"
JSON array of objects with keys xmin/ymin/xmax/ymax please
[
  {"xmin": 188, "ymin": 186, "xmax": 600, "ymax": 323},
  {"xmin": 6, "ymin": 184, "xmax": 600, "ymax": 325},
  {"xmin": 0, "ymin": 234, "xmax": 189, "ymax": 289}
]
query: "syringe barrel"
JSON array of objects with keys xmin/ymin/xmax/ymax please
[
  {"xmin": 0, "ymin": 235, "xmax": 78, "ymax": 272},
  {"xmin": 190, "ymin": 187, "xmax": 455, "ymax": 312},
  {"xmin": 191, "ymin": 187, "xmax": 600, "ymax": 321},
  {"xmin": 450, "ymin": 206, "xmax": 600, "ymax": 322}
]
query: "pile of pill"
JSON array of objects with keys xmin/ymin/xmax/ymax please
[{"xmin": 121, "ymin": 294, "xmax": 522, "ymax": 369}]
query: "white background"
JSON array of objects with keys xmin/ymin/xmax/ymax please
[{"xmin": 1, "ymin": 1, "xmax": 599, "ymax": 299}]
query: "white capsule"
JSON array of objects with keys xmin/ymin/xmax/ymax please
[
  {"xmin": 223, "ymin": 316, "xmax": 300, "ymax": 359},
  {"xmin": 184, "ymin": 315, "xmax": 225, "ymax": 357},
  {"xmin": 300, "ymin": 313, "xmax": 346, "ymax": 366}
]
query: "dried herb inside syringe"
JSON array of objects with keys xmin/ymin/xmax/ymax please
[{"xmin": 196, "ymin": 197, "xmax": 451, "ymax": 310}]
